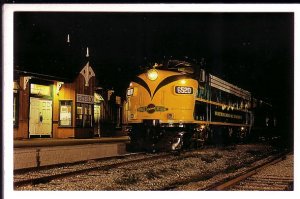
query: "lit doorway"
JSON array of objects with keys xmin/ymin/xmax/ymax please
[{"xmin": 29, "ymin": 97, "xmax": 52, "ymax": 138}]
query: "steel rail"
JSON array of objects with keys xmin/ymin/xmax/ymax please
[
  {"xmin": 205, "ymin": 152, "xmax": 290, "ymax": 190},
  {"xmin": 14, "ymin": 152, "xmax": 170, "ymax": 188}
]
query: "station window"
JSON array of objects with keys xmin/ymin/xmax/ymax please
[
  {"xmin": 76, "ymin": 103, "xmax": 93, "ymax": 128},
  {"xmin": 59, "ymin": 100, "xmax": 72, "ymax": 127}
]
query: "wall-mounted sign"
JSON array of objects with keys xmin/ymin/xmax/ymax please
[
  {"xmin": 30, "ymin": 84, "xmax": 51, "ymax": 96},
  {"xmin": 76, "ymin": 94, "xmax": 94, "ymax": 104}
]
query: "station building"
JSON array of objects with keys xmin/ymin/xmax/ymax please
[{"xmin": 13, "ymin": 60, "xmax": 123, "ymax": 140}]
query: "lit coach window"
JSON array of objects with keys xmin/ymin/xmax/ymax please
[{"xmin": 175, "ymin": 86, "xmax": 193, "ymax": 94}]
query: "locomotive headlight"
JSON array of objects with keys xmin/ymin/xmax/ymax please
[
  {"xmin": 180, "ymin": 79, "xmax": 186, "ymax": 85},
  {"xmin": 147, "ymin": 69, "xmax": 158, "ymax": 81},
  {"xmin": 200, "ymin": 125, "xmax": 205, "ymax": 130}
]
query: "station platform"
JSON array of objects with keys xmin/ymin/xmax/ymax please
[
  {"xmin": 14, "ymin": 136, "xmax": 130, "ymax": 170},
  {"xmin": 14, "ymin": 136, "xmax": 130, "ymax": 148}
]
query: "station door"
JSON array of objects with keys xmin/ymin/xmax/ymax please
[{"xmin": 29, "ymin": 97, "xmax": 52, "ymax": 137}]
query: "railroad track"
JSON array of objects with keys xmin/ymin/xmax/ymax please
[
  {"xmin": 15, "ymin": 144, "xmax": 291, "ymax": 191},
  {"xmin": 206, "ymin": 152, "xmax": 293, "ymax": 191},
  {"xmin": 14, "ymin": 152, "xmax": 170, "ymax": 188},
  {"xmin": 14, "ymin": 145, "xmax": 219, "ymax": 188}
]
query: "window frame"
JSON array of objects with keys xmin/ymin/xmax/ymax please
[
  {"xmin": 76, "ymin": 102, "xmax": 93, "ymax": 128},
  {"xmin": 59, "ymin": 100, "xmax": 73, "ymax": 127}
]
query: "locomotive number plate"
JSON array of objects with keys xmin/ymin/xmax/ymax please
[{"xmin": 175, "ymin": 86, "xmax": 193, "ymax": 94}]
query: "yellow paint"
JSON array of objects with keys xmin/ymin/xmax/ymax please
[
  {"xmin": 126, "ymin": 69, "xmax": 198, "ymax": 122},
  {"xmin": 125, "ymin": 69, "xmax": 250, "ymax": 127}
]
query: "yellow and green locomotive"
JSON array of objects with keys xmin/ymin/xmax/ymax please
[{"xmin": 124, "ymin": 60, "xmax": 270, "ymax": 151}]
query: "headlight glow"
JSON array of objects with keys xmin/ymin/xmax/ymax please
[
  {"xmin": 180, "ymin": 79, "xmax": 186, "ymax": 84},
  {"xmin": 147, "ymin": 69, "xmax": 158, "ymax": 81},
  {"xmin": 200, "ymin": 125, "xmax": 205, "ymax": 130}
]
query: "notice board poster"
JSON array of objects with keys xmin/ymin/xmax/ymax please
[{"xmin": 59, "ymin": 100, "xmax": 72, "ymax": 127}]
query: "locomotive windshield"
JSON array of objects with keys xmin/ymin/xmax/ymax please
[{"xmin": 163, "ymin": 60, "xmax": 195, "ymax": 74}]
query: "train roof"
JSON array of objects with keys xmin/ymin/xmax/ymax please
[
  {"xmin": 209, "ymin": 74, "xmax": 251, "ymax": 101},
  {"xmin": 157, "ymin": 59, "xmax": 252, "ymax": 100}
]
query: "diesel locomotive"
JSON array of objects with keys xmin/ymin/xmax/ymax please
[{"xmin": 124, "ymin": 60, "xmax": 275, "ymax": 152}]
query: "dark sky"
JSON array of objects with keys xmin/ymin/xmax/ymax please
[{"xmin": 14, "ymin": 12, "xmax": 294, "ymax": 133}]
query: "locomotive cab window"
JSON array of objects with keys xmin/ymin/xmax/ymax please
[
  {"xmin": 177, "ymin": 67, "xmax": 194, "ymax": 74},
  {"xmin": 165, "ymin": 60, "xmax": 195, "ymax": 74}
]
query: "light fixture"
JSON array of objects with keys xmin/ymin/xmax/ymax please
[
  {"xmin": 180, "ymin": 79, "xmax": 186, "ymax": 84},
  {"xmin": 200, "ymin": 125, "xmax": 205, "ymax": 131},
  {"xmin": 147, "ymin": 69, "xmax": 158, "ymax": 81}
]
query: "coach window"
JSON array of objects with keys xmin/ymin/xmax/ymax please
[{"xmin": 59, "ymin": 100, "xmax": 72, "ymax": 127}]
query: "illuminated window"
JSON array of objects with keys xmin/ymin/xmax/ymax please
[
  {"xmin": 94, "ymin": 93, "xmax": 103, "ymax": 125},
  {"xmin": 59, "ymin": 100, "xmax": 72, "ymax": 127},
  {"xmin": 30, "ymin": 84, "xmax": 51, "ymax": 96},
  {"xmin": 76, "ymin": 103, "xmax": 93, "ymax": 128}
]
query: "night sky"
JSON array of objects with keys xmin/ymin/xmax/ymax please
[{"xmin": 13, "ymin": 12, "xmax": 294, "ymax": 137}]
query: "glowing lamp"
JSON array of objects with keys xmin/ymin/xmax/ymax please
[
  {"xmin": 147, "ymin": 69, "xmax": 158, "ymax": 81},
  {"xmin": 180, "ymin": 79, "xmax": 186, "ymax": 84}
]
